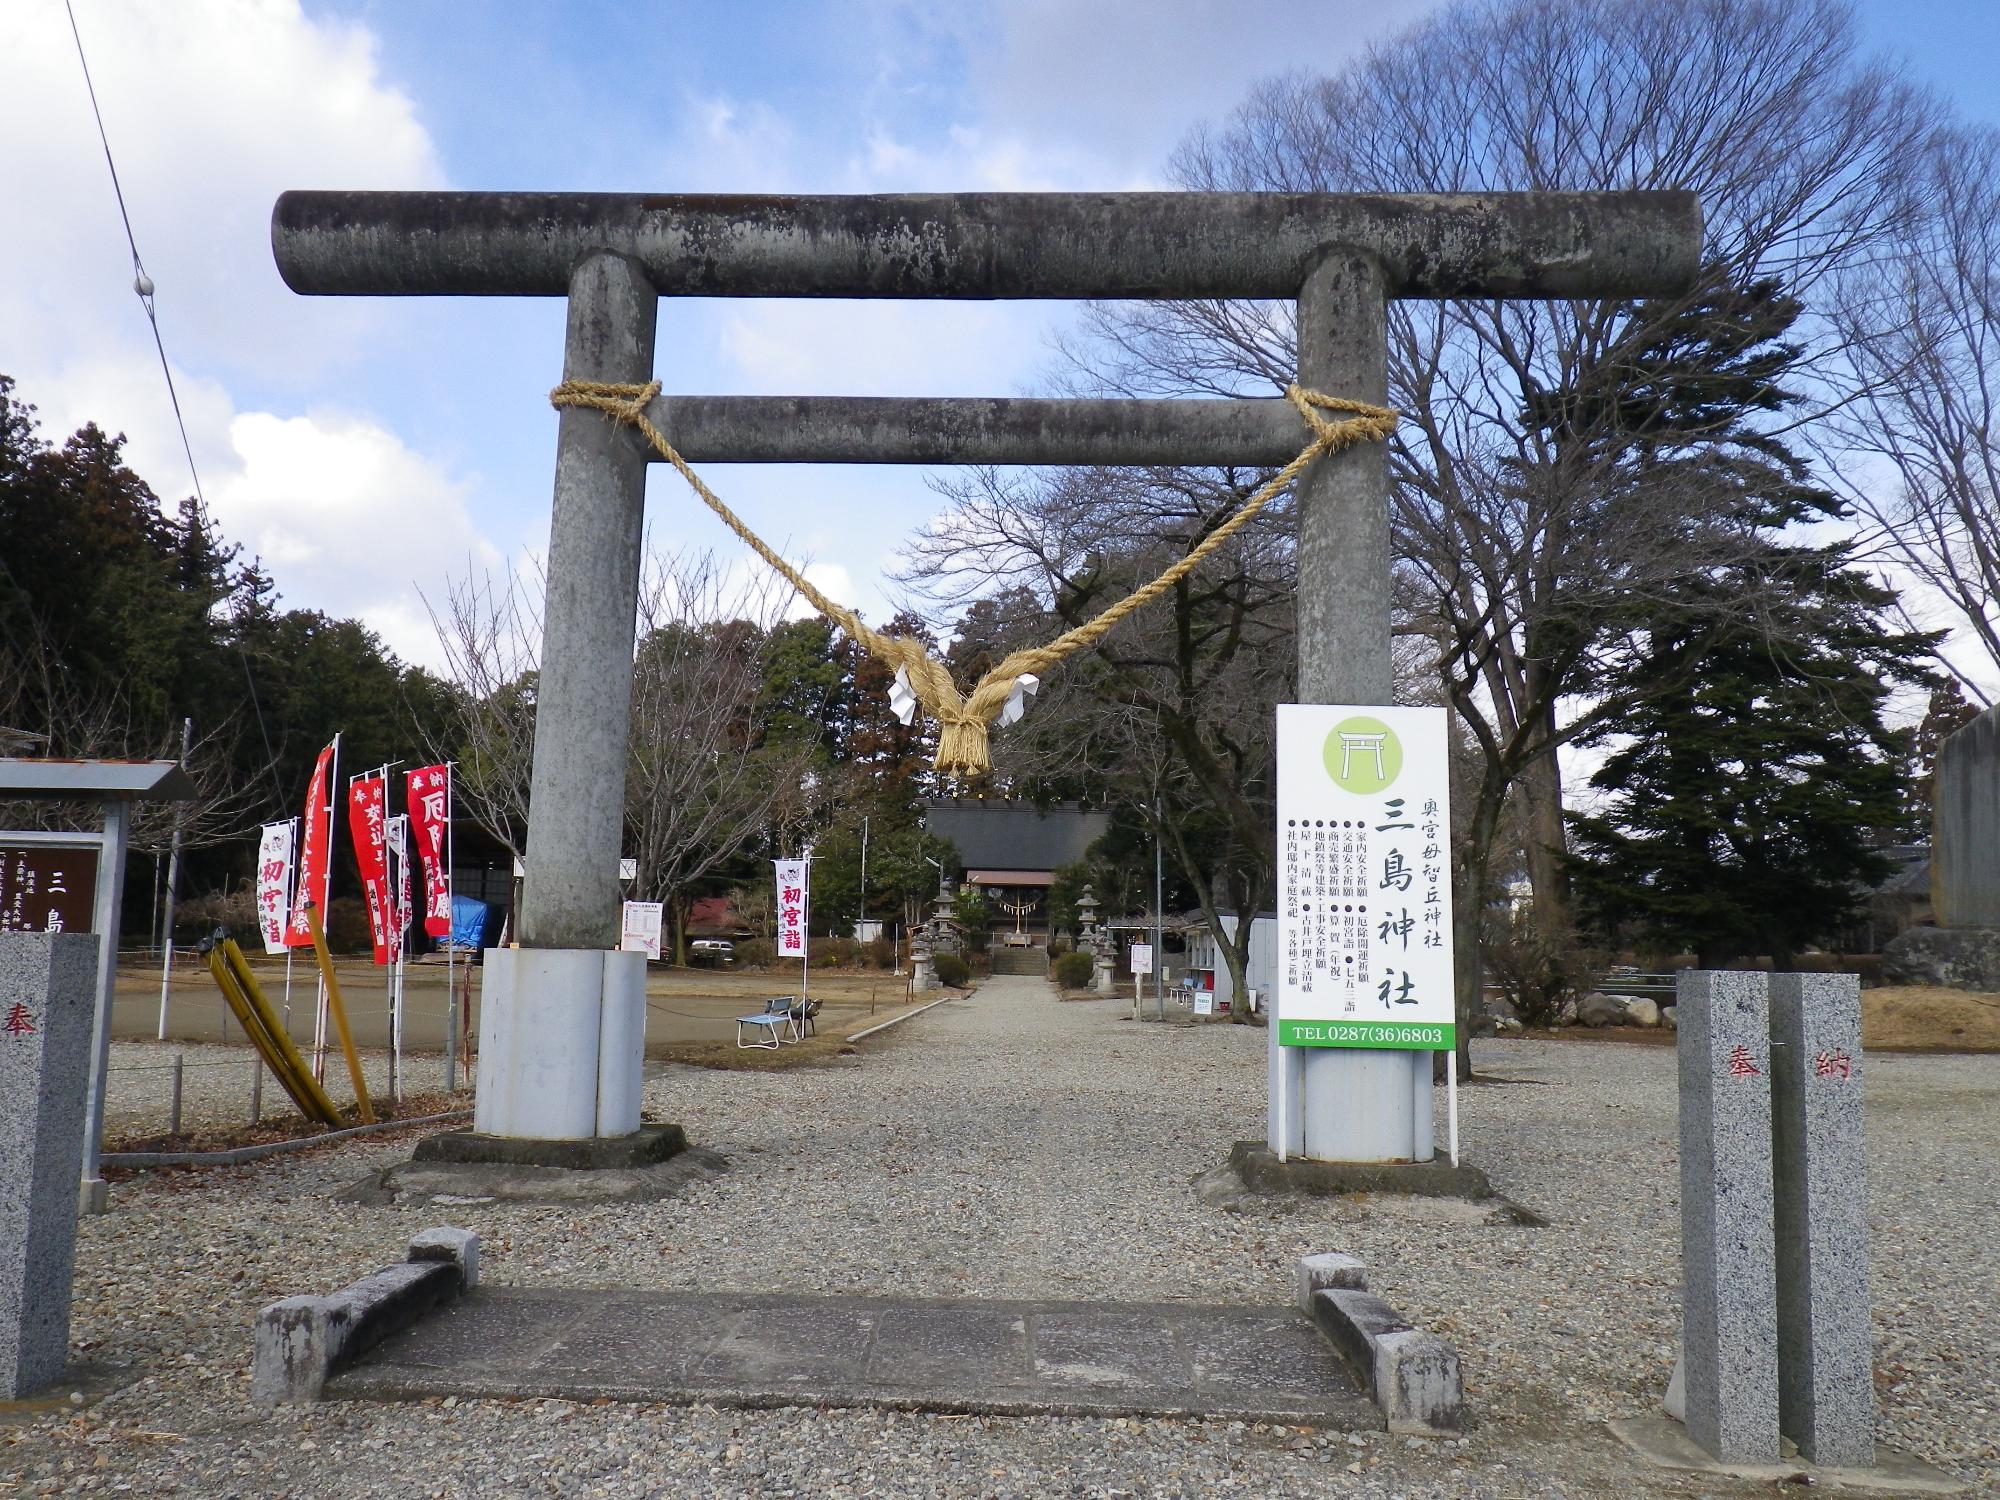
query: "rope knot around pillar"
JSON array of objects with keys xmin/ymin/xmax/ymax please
[{"xmin": 548, "ymin": 378, "xmax": 1396, "ymax": 777}]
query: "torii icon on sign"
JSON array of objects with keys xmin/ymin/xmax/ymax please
[{"xmin": 1338, "ymin": 730, "xmax": 1388, "ymax": 781}]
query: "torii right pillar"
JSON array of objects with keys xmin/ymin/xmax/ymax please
[
  {"xmin": 1272, "ymin": 244, "xmax": 1427, "ymax": 1160},
  {"xmin": 1272, "ymin": 221, "xmax": 1701, "ymax": 1161}
]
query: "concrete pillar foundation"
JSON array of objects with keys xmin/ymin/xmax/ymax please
[{"xmin": 473, "ymin": 948, "xmax": 644, "ymax": 1140}]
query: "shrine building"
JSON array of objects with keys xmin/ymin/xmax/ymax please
[{"xmin": 921, "ymin": 800, "xmax": 1110, "ymax": 949}]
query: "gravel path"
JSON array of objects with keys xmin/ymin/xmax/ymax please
[{"xmin": 6, "ymin": 975, "xmax": 1993, "ymax": 1497}]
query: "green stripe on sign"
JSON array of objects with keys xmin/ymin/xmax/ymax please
[{"xmin": 1280, "ymin": 1020, "xmax": 1455, "ymax": 1050}]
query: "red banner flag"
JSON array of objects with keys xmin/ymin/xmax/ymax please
[
  {"xmin": 284, "ymin": 743, "xmax": 336, "ymax": 948},
  {"xmin": 347, "ymin": 773, "xmax": 393, "ymax": 965},
  {"xmin": 405, "ymin": 764, "xmax": 453, "ymax": 938}
]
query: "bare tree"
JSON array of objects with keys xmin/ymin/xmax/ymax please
[
  {"xmin": 907, "ymin": 461, "xmax": 1294, "ymax": 1006},
  {"xmin": 1828, "ymin": 124, "xmax": 2000, "ymax": 701},
  {"xmin": 0, "ymin": 616, "xmax": 257, "ymax": 852},
  {"xmin": 426, "ymin": 567, "xmax": 540, "ymax": 855},
  {"xmin": 428, "ymin": 549, "xmax": 819, "ymax": 961},
  {"xmin": 625, "ymin": 554, "xmax": 819, "ymax": 959},
  {"xmin": 1038, "ymin": 0, "xmax": 1936, "ymax": 1062}
]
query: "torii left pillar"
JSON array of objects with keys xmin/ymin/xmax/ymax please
[{"xmin": 473, "ymin": 253, "xmax": 652, "ymax": 1143}]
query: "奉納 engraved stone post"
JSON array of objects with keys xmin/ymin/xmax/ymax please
[
  {"xmin": 0, "ymin": 930, "xmax": 100, "ymax": 1397},
  {"xmin": 1767, "ymin": 972, "xmax": 1875, "ymax": 1467},
  {"xmin": 1675, "ymin": 969, "xmax": 1780, "ymax": 1463}
]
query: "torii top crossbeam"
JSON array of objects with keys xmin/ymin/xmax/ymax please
[
  {"xmin": 273, "ymin": 191, "xmax": 1701, "ymax": 468},
  {"xmin": 273, "ymin": 189, "xmax": 1699, "ymax": 301}
]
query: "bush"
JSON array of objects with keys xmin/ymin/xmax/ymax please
[
  {"xmin": 1048, "ymin": 936, "xmax": 1073, "ymax": 957},
  {"xmin": 175, "ymin": 883, "xmax": 258, "ymax": 945},
  {"xmin": 733, "ymin": 938, "xmax": 774, "ymax": 968},
  {"xmin": 322, "ymin": 896, "xmax": 374, "ymax": 954},
  {"xmin": 811, "ymin": 936, "xmax": 861, "ymax": 969},
  {"xmin": 1052, "ymin": 950, "xmax": 1096, "ymax": 989},
  {"xmin": 1482, "ymin": 909, "xmax": 1599, "ymax": 1028},
  {"xmin": 933, "ymin": 951, "xmax": 970, "ymax": 988},
  {"xmin": 865, "ymin": 936, "xmax": 895, "ymax": 970}
]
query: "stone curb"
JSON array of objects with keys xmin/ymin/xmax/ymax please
[
  {"xmin": 251, "ymin": 1228, "xmax": 478, "ymax": 1406},
  {"xmin": 1297, "ymin": 1253, "xmax": 1466, "ymax": 1435},
  {"xmin": 845, "ymin": 989, "xmax": 966, "ymax": 1043},
  {"xmin": 103, "ymin": 1110, "xmax": 472, "ymax": 1168}
]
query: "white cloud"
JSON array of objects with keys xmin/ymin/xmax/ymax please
[
  {"xmin": 216, "ymin": 408, "xmax": 500, "ymax": 651},
  {"xmin": 0, "ymin": 0, "xmax": 490, "ymax": 669},
  {"xmin": 2, "ymin": 0, "xmax": 444, "ymax": 388}
]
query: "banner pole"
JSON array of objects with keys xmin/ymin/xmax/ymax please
[
  {"xmin": 314, "ymin": 733, "xmax": 341, "ymax": 1083},
  {"xmin": 801, "ymin": 854, "xmax": 810, "ymax": 1016},
  {"xmin": 445, "ymin": 761, "xmax": 458, "ymax": 1090},
  {"xmin": 391, "ymin": 806, "xmax": 406, "ymax": 1103},
  {"xmin": 282, "ymin": 816, "xmax": 297, "ymax": 1039},
  {"xmin": 155, "ymin": 715, "xmax": 192, "ymax": 1041}
]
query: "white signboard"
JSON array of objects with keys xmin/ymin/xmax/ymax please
[
  {"xmin": 774, "ymin": 858, "xmax": 808, "ymax": 959},
  {"xmin": 1193, "ymin": 992, "xmax": 1214, "ymax": 1016},
  {"xmin": 1276, "ymin": 704, "xmax": 1455, "ymax": 1051},
  {"xmin": 254, "ymin": 821, "xmax": 295, "ymax": 955},
  {"xmin": 620, "ymin": 900, "xmax": 664, "ymax": 960},
  {"xmin": 619, "ymin": 857, "xmax": 638, "ymax": 882},
  {"xmin": 1129, "ymin": 942, "xmax": 1153, "ymax": 976}
]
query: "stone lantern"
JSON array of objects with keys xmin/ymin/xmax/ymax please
[
  {"xmin": 929, "ymin": 880, "xmax": 962, "ymax": 957},
  {"xmin": 1079, "ymin": 884, "xmax": 1117, "ymax": 994},
  {"xmin": 1075, "ymin": 885, "xmax": 1100, "ymax": 952},
  {"xmin": 908, "ymin": 921, "xmax": 938, "ymax": 993}
]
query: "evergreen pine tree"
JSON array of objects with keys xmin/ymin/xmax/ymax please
[{"xmin": 1569, "ymin": 544, "xmax": 1935, "ymax": 965}]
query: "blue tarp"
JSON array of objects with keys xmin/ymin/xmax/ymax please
[{"xmin": 450, "ymin": 894, "xmax": 498, "ymax": 951}]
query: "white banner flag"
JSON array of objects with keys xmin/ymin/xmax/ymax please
[
  {"xmin": 774, "ymin": 858, "xmax": 808, "ymax": 959},
  {"xmin": 255, "ymin": 821, "xmax": 295, "ymax": 955}
]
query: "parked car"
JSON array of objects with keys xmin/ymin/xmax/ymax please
[{"xmin": 690, "ymin": 939, "xmax": 735, "ymax": 965}]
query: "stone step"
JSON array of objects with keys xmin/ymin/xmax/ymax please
[
  {"xmin": 327, "ymin": 1286, "xmax": 1382, "ymax": 1428},
  {"xmin": 988, "ymin": 948, "xmax": 1050, "ymax": 976}
]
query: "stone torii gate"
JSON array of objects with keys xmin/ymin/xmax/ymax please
[{"xmin": 273, "ymin": 190, "xmax": 1700, "ymax": 1164}]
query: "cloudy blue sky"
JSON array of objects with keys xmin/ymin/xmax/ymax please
[{"xmin": 5, "ymin": 0, "xmax": 1997, "ymax": 674}]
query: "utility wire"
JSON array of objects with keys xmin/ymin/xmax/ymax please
[
  {"xmin": 64, "ymin": 0, "xmax": 206, "ymax": 514},
  {"xmin": 63, "ymin": 0, "xmax": 287, "ymax": 809}
]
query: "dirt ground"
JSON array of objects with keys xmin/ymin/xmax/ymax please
[
  {"xmin": 110, "ymin": 952, "xmax": 931, "ymax": 1055},
  {"xmin": 1537, "ymin": 983, "xmax": 2000, "ymax": 1053},
  {"xmin": 1857, "ymin": 984, "xmax": 2000, "ymax": 1051}
]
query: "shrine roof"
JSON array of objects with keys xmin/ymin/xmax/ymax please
[
  {"xmin": 0, "ymin": 758, "xmax": 196, "ymax": 802},
  {"xmin": 922, "ymin": 800, "xmax": 1110, "ymax": 872}
]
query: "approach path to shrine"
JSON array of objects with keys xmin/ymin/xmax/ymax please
[{"xmin": 8, "ymin": 973, "xmax": 1994, "ymax": 1495}]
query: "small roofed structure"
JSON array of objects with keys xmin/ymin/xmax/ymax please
[
  {"xmin": 0, "ymin": 758, "xmax": 197, "ymax": 803},
  {"xmin": 1, "ymin": 759, "xmax": 196, "ymax": 1215}
]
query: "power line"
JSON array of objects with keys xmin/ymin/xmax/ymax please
[
  {"xmin": 64, "ymin": 0, "xmax": 206, "ymax": 515},
  {"xmin": 63, "ymin": 0, "xmax": 287, "ymax": 810}
]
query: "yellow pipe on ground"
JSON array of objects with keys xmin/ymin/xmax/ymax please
[
  {"xmin": 203, "ymin": 947, "xmax": 339, "ymax": 1127},
  {"xmin": 303, "ymin": 903, "xmax": 375, "ymax": 1124},
  {"xmin": 217, "ymin": 939, "xmax": 344, "ymax": 1126}
]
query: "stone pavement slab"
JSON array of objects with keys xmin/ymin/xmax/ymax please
[{"xmin": 327, "ymin": 1287, "xmax": 1381, "ymax": 1427}]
